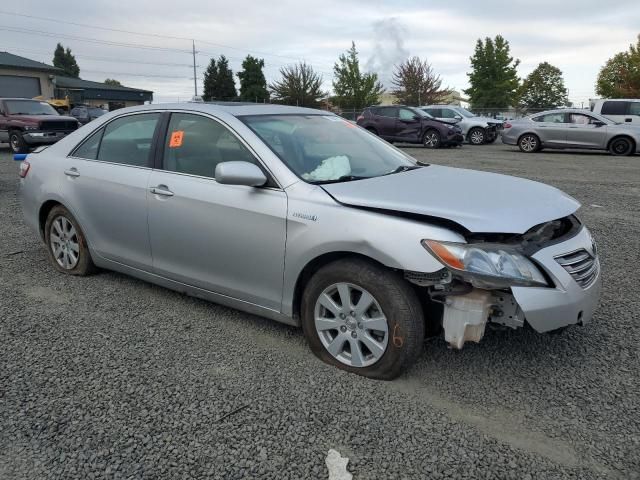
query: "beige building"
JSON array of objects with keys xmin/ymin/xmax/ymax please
[{"xmin": 0, "ymin": 51, "xmax": 153, "ymax": 111}]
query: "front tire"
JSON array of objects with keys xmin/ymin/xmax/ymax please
[
  {"xmin": 9, "ymin": 131, "xmax": 29, "ymax": 154},
  {"xmin": 301, "ymin": 259, "xmax": 425, "ymax": 380},
  {"xmin": 468, "ymin": 127, "xmax": 486, "ymax": 145},
  {"xmin": 609, "ymin": 137, "xmax": 634, "ymax": 156},
  {"xmin": 518, "ymin": 133, "xmax": 540, "ymax": 153},
  {"xmin": 422, "ymin": 129, "xmax": 441, "ymax": 149},
  {"xmin": 44, "ymin": 205, "xmax": 96, "ymax": 275}
]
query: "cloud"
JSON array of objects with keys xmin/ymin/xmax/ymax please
[{"xmin": 364, "ymin": 18, "xmax": 410, "ymax": 88}]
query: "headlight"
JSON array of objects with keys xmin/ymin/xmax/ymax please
[{"xmin": 422, "ymin": 240, "xmax": 548, "ymax": 288}]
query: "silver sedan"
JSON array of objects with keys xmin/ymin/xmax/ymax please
[
  {"xmin": 18, "ymin": 103, "xmax": 601, "ymax": 379},
  {"xmin": 502, "ymin": 108, "xmax": 640, "ymax": 155}
]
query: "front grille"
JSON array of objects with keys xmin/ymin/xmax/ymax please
[
  {"xmin": 39, "ymin": 120, "xmax": 78, "ymax": 131},
  {"xmin": 555, "ymin": 249, "xmax": 599, "ymax": 288}
]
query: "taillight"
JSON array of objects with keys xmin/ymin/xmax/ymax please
[
  {"xmin": 19, "ymin": 161, "xmax": 30, "ymax": 178},
  {"xmin": 504, "ymin": 122, "xmax": 512, "ymax": 129}
]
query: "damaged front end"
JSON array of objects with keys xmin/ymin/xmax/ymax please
[{"xmin": 405, "ymin": 216, "xmax": 600, "ymax": 349}]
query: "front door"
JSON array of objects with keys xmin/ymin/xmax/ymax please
[
  {"xmin": 565, "ymin": 113, "xmax": 607, "ymax": 148},
  {"xmin": 64, "ymin": 112, "xmax": 161, "ymax": 269},
  {"xmin": 376, "ymin": 107, "xmax": 399, "ymax": 140},
  {"xmin": 147, "ymin": 112, "xmax": 287, "ymax": 311}
]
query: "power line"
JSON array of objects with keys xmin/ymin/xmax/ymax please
[
  {"xmin": 81, "ymin": 69, "xmax": 189, "ymax": 79},
  {"xmin": 0, "ymin": 9, "xmax": 308, "ymax": 62}
]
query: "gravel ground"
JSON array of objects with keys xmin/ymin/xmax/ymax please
[{"xmin": 1, "ymin": 141, "xmax": 639, "ymax": 479}]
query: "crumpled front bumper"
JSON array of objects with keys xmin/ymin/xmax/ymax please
[{"xmin": 512, "ymin": 226, "xmax": 601, "ymax": 333}]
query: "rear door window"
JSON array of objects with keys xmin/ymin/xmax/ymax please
[
  {"xmin": 379, "ymin": 107, "xmax": 398, "ymax": 118},
  {"xmin": 629, "ymin": 102, "xmax": 640, "ymax": 116},
  {"xmin": 533, "ymin": 113, "xmax": 567, "ymax": 123},
  {"xmin": 72, "ymin": 129, "xmax": 104, "ymax": 160},
  {"xmin": 423, "ymin": 108, "xmax": 441, "ymax": 117},
  {"xmin": 96, "ymin": 113, "xmax": 160, "ymax": 167},
  {"xmin": 601, "ymin": 101, "xmax": 628, "ymax": 115}
]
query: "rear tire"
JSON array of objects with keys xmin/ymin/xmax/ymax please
[
  {"xmin": 468, "ymin": 127, "xmax": 486, "ymax": 145},
  {"xmin": 422, "ymin": 129, "xmax": 441, "ymax": 149},
  {"xmin": 518, "ymin": 133, "xmax": 540, "ymax": 153},
  {"xmin": 609, "ymin": 137, "xmax": 634, "ymax": 156},
  {"xmin": 44, "ymin": 205, "xmax": 96, "ymax": 275},
  {"xmin": 301, "ymin": 259, "xmax": 425, "ymax": 380},
  {"xmin": 9, "ymin": 131, "xmax": 29, "ymax": 154}
]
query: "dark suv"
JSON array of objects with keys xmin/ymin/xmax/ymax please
[
  {"xmin": 0, "ymin": 98, "xmax": 80, "ymax": 153},
  {"xmin": 356, "ymin": 105, "xmax": 463, "ymax": 148}
]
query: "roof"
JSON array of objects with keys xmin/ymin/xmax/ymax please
[
  {"xmin": 55, "ymin": 76, "xmax": 152, "ymax": 93},
  {"xmin": 0, "ymin": 51, "xmax": 61, "ymax": 73},
  {"xmin": 109, "ymin": 102, "xmax": 327, "ymax": 117}
]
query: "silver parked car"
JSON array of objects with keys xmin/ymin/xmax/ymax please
[
  {"xmin": 420, "ymin": 105, "xmax": 504, "ymax": 145},
  {"xmin": 18, "ymin": 103, "xmax": 601, "ymax": 380},
  {"xmin": 502, "ymin": 108, "xmax": 640, "ymax": 155}
]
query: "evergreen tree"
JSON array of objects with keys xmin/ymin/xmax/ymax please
[
  {"xmin": 269, "ymin": 62, "xmax": 325, "ymax": 107},
  {"xmin": 596, "ymin": 34, "xmax": 640, "ymax": 98},
  {"xmin": 237, "ymin": 55, "xmax": 269, "ymax": 102},
  {"xmin": 332, "ymin": 42, "xmax": 384, "ymax": 110},
  {"xmin": 53, "ymin": 43, "xmax": 80, "ymax": 78},
  {"xmin": 464, "ymin": 35, "xmax": 519, "ymax": 109},
  {"xmin": 391, "ymin": 56, "xmax": 451, "ymax": 106},
  {"xmin": 517, "ymin": 62, "xmax": 570, "ymax": 110},
  {"xmin": 215, "ymin": 55, "xmax": 237, "ymax": 100},
  {"xmin": 202, "ymin": 58, "xmax": 219, "ymax": 101}
]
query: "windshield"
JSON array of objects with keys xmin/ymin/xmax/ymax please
[
  {"xmin": 4, "ymin": 100, "xmax": 58, "ymax": 116},
  {"xmin": 241, "ymin": 115, "xmax": 417, "ymax": 183},
  {"xmin": 454, "ymin": 107, "xmax": 475, "ymax": 118}
]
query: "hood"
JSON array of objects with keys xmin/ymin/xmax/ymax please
[
  {"xmin": 10, "ymin": 114, "xmax": 77, "ymax": 123},
  {"xmin": 321, "ymin": 165, "xmax": 580, "ymax": 234}
]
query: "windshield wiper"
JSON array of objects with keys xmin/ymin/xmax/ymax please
[
  {"xmin": 383, "ymin": 165, "xmax": 423, "ymax": 176},
  {"xmin": 309, "ymin": 175, "xmax": 371, "ymax": 185}
]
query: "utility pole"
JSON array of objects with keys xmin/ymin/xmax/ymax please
[{"xmin": 192, "ymin": 40, "xmax": 198, "ymax": 97}]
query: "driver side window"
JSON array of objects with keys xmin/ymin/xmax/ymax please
[
  {"xmin": 440, "ymin": 108, "xmax": 458, "ymax": 119},
  {"xmin": 398, "ymin": 108, "xmax": 415, "ymax": 120}
]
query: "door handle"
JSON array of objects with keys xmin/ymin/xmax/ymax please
[
  {"xmin": 64, "ymin": 168, "xmax": 80, "ymax": 178},
  {"xmin": 625, "ymin": 118, "xmax": 632, "ymax": 122},
  {"xmin": 150, "ymin": 185, "xmax": 174, "ymax": 197}
]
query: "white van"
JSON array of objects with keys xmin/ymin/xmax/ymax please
[{"xmin": 590, "ymin": 99, "xmax": 640, "ymax": 125}]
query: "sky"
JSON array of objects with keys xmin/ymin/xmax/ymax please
[{"xmin": 1, "ymin": 0, "xmax": 639, "ymax": 107}]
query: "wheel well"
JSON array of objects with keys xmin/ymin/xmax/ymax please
[
  {"xmin": 607, "ymin": 135, "xmax": 636, "ymax": 150},
  {"xmin": 38, "ymin": 200, "xmax": 62, "ymax": 238},
  {"xmin": 291, "ymin": 252, "xmax": 386, "ymax": 320}
]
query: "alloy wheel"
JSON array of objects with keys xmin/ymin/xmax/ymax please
[
  {"xmin": 520, "ymin": 135, "xmax": 538, "ymax": 152},
  {"xmin": 470, "ymin": 130, "xmax": 485, "ymax": 145},
  {"xmin": 10, "ymin": 134, "xmax": 20, "ymax": 152},
  {"xmin": 423, "ymin": 132, "xmax": 439, "ymax": 148},
  {"xmin": 314, "ymin": 282, "xmax": 389, "ymax": 368},
  {"xmin": 50, "ymin": 216, "xmax": 80, "ymax": 269}
]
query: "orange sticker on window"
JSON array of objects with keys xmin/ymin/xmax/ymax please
[{"xmin": 169, "ymin": 130, "xmax": 184, "ymax": 148}]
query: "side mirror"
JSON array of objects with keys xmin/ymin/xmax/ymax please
[
  {"xmin": 412, "ymin": 114, "xmax": 421, "ymax": 121},
  {"xmin": 454, "ymin": 115, "xmax": 462, "ymax": 120},
  {"xmin": 592, "ymin": 120, "xmax": 605, "ymax": 127},
  {"xmin": 215, "ymin": 161, "xmax": 267, "ymax": 187}
]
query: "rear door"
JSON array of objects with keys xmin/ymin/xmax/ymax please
[
  {"xmin": 565, "ymin": 113, "xmax": 607, "ymax": 148},
  {"xmin": 64, "ymin": 112, "xmax": 161, "ymax": 269},
  {"xmin": 396, "ymin": 107, "xmax": 422, "ymax": 142},
  {"xmin": 147, "ymin": 112, "xmax": 287, "ymax": 310},
  {"xmin": 376, "ymin": 107, "xmax": 399, "ymax": 139},
  {"xmin": 532, "ymin": 112, "xmax": 569, "ymax": 145}
]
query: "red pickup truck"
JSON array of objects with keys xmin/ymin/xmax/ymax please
[{"xmin": 0, "ymin": 98, "xmax": 80, "ymax": 153}]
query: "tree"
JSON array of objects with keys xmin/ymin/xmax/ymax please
[
  {"xmin": 332, "ymin": 42, "xmax": 384, "ymax": 110},
  {"xmin": 391, "ymin": 56, "xmax": 451, "ymax": 106},
  {"xmin": 53, "ymin": 43, "xmax": 80, "ymax": 78},
  {"xmin": 104, "ymin": 78, "xmax": 122, "ymax": 86},
  {"xmin": 517, "ymin": 62, "xmax": 569, "ymax": 110},
  {"xmin": 203, "ymin": 56, "xmax": 238, "ymax": 101},
  {"xmin": 464, "ymin": 35, "xmax": 520, "ymax": 109},
  {"xmin": 237, "ymin": 55, "xmax": 269, "ymax": 102},
  {"xmin": 269, "ymin": 62, "xmax": 325, "ymax": 107},
  {"xmin": 202, "ymin": 58, "xmax": 219, "ymax": 102},
  {"xmin": 596, "ymin": 35, "xmax": 640, "ymax": 98}
]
